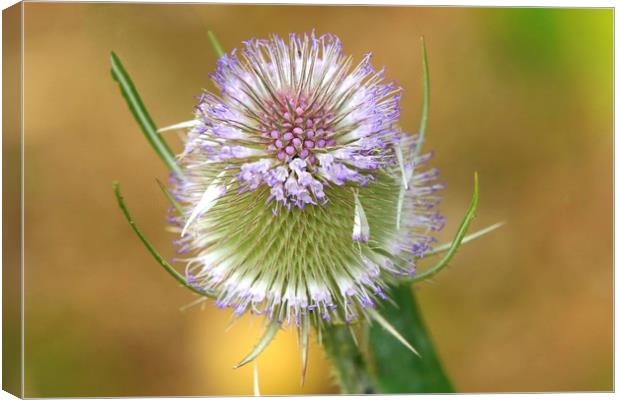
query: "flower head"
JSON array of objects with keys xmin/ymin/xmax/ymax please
[{"xmin": 169, "ymin": 32, "xmax": 444, "ymax": 330}]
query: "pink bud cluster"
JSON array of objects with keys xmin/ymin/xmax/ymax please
[{"xmin": 260, "ymin": 94, "xmax": 336, "ymax": 165}]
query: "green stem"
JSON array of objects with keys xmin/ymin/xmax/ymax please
[
  {"xmin": 321, "ymin": 325, "xmax": 375, "ymax": 394},
  {"xmin": 369, "ymin": 284, "xmax": 455, "ymax": 393}
]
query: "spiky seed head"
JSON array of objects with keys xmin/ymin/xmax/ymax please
[{"xmin": 168, "ymin": 32, "xmax": 445, "ymax": 330}]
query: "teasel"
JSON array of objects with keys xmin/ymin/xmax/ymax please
[{"xmin": 112, "ymin": 30, "xmax": 501, "ymax": 391}]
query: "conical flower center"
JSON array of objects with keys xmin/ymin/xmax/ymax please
[{"xmin": 261, "ymin": 94, "xmax": 336, "ymax": 165}]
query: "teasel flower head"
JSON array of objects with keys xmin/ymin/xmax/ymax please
[{"xmin": 168, "ymin": 32, "xmax": 444, "ymax": 336}]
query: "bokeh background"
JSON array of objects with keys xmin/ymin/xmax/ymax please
[{"xmin": 13, "ymin": 3, "xmax": 612, "ymax": 396}]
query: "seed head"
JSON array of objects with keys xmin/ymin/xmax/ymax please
[{"xmin": 168, "ymin": 32, "xmax": 444, "ymax": 329}]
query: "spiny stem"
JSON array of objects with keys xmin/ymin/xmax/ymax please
[{"xmin": 321, "ymin": 325, "xmax": 376, "ymax": 394}]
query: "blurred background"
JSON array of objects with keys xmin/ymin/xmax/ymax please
[{"xmin": 13, "ymin": 3, "xmax": 612, "ymax": 396}]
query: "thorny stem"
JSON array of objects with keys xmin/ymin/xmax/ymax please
[
  {"xmin": 321, "ymin": 285, "xmax": 455, "ymax": 394},
  {"xmin": 321, "ymin": 325, "xmax": 376, "ymax": 394}
]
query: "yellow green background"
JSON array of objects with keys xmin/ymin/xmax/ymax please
[{"xmin": 13, "ymin": 3, "xmax": 613, "ymax": 396}]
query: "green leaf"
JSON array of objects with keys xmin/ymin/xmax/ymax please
[
  {"xmin": 413, "ymin": 37, "xmax": 430, "ymax": 159},
  {"xmin": 368, "ymin": 286, "xmax": 454, "ymax": 393},
  {"xmin": 113, "ymin": 181, "xmax": 211, "ymax": 297},
  {"xmin": 208, "ymin": 30, "xmax": 225, "ymax": 58},
  {"xmin": 110, "ymin": 51, "xmax": 182, "ymax": 176},
  {"xmin": 411, "ymin": 172, "xmax": 479, "ymax": 283}
]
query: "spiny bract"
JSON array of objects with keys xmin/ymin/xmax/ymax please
[{"xmin": 168, "ymin": 32, "xmax": 444, "ymax": 331}]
